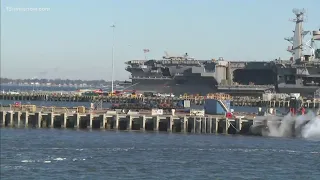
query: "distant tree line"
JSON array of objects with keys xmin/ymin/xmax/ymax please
[{"xmin": 0, "ymin": 77, "xmax": 123, "ymax": 86}]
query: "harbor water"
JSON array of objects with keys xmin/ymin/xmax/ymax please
[
  {"xmin": 1, "ymin": 85, "xmax": 320, "ymax": 179},
  {"xmin": 1, "ymin": 129, "xmax": 320, "ymax": 180}
]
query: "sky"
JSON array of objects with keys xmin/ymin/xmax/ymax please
[{"xmin": 1, "ymin": 0, "xmax": 319, "ymax": 81}]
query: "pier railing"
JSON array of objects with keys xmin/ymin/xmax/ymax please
[{"xmin": 1, "ymin": 92, "xmax": 320, "ymax": 108}]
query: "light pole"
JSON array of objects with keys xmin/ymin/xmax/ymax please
[
  {"xmin": 31, "ymin": 77, "xmax": 36, "ymax": 92},
  {"xmin": 111, "ymin": 24, "xmax": 115, "ymax": 94}
]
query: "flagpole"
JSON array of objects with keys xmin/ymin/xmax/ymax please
[
  {"xmin": 143, "ymin": 49, "xmax": 149, "ymax": 61},
  {"xmin": 111, "ymin": 25, "xmax": 115, "ymax": 94}
]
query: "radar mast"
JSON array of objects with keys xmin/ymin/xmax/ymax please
[{"xmin": 285, "ymin": 8, "xmax": 310, "ymax": 63}]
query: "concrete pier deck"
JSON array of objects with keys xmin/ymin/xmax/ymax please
[
  {"xmin": 1, "ymin": 92, "xmax": 320, "ymax": 108},
  {"xmin": 0, "ymin": 110, "xmax": 254, "ymax": 135}
]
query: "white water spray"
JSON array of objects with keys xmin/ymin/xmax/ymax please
[
  {"xmin": 263, "ymin": 111, "xmax": 320, "ymax": 140},
  {"xmin": 301, "ymin": 114, "xmax": 320, "ymax": 140}
]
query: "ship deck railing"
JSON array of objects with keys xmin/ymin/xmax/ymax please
[
  {"xmin": 218, "ymin": 85, "xmax": 275, "ymax": 88},
  {"xmin": 130, "ymin": 76, "xmax": 171, "ymax": 79}
]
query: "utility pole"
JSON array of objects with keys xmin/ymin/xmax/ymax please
[{"xmin": 111, "ymin": 24, "xmax": 115, "ymax": 94}]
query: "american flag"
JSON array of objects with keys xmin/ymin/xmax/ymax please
[{"xmin": 143, "ymin": 49, "xmax": 150, "ymax": 53}]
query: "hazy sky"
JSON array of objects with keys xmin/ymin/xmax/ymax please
[{"xmin": 1, "ymin": 0, "xmax": 319, "ymax": 80}]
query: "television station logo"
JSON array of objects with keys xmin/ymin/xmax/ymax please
[{"xmin": 5, "ymin": 6, "xmax": 51, "ymax": 12}]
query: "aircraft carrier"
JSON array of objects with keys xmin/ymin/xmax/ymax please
[{"xmin": 125, "ymin": 9, "xmax": 320, "ymax": 96}]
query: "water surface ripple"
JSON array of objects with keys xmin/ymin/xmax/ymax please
[{"xmin": 1, "ymin": 129, "xmax": 320, "ymax": 180}]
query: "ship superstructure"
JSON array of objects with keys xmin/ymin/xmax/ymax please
[
  {"xmin": 125, "ymin": 54, "xmax": 277, "ymax": 95},
  {"xmin": 125, "ymin": 53, "xmax": 222, "ymax": 95},
  {"xmin": 124, "ymin": 9, "xmax": 320, "ymax": 96},
  {"xmin": 275, "ymin": 9, "xmax": 320, "ymax": 94}
]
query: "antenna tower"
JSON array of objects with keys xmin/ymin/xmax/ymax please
[{"xmin": 286, "ymin": 8, "xmax": 308, "ymax": 63}]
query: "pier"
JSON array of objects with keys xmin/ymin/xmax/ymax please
[
  {"xmin": 0, "ymin": 110, "xmax": 254, "ymax": 135},
  {"xmin": 232, "ymin": 100, "xmax": 320, "ymax": 108},
  {"xmin": 1, "ymin": 92, "xmax": 320, "ymax": 108},
  {"xmin": 1, "ymin": 92, "xmax": 207, "ymax": 104}
]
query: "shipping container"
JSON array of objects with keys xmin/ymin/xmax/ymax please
[
  {"xmin": 77, "ymin": 106, "xmax": 86, "ymax": 113},
  {"xmin": 204, "ymin": 99, "xmax": 228, "ymax": 115},
  {"xmin": 151, "ymin": 109, "xmax": 163, "ymax": 115},
  {"xmin": 262, "ymin": 93, "xmax": 272, "ymax": 101},
  {"xmin": 190, "ymin": 109, "xmax": 205, "ymax": 116},
  {"xmin": 290, "ymin": 93, "xmax": 300, "ymax": 99},
  {"xmin": 176, "ymin": 101, "xmax": 183, "ymax": 107},
  {"xmin": 183, "ymin": 100, "xmax": 191, "ymax": 108},
  {"xmin": 177, "ymin": 109, "xmax": 190, "ymax": 113}
]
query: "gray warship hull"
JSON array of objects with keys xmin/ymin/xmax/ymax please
[
  {"xmin": 125, "ymin": 59, "xmax": 319, "ymax": 95},
  {"xmin": 277, "ymin": 85, "xmax": 319, "ymax": 96},
  {"xmin": 126, "ymin": 59, "xmax": 280, "ymax": 95},
  {"xmin": 129, "ymin": 78, "xmax": 217, "ymax": 95},
  {"xmin": 124, "ymin": 9, "xmax": 320, "ymax": 96}
]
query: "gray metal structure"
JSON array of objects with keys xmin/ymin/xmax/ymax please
[
  {"xmin": 124, "ymin": 9, "xmax": 319, "ymax": 96},
  {"xmin": 275, "ymin": 9, "xmax": 320, "ymax": 95}
]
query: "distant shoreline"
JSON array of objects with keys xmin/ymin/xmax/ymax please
[
  {"xmin": 1, "ymin": 78, "xmax": 128, "ymax": 88},
  {"xmin": 1, "ymin": 83, "xmax": 93, "ymax": 88}
]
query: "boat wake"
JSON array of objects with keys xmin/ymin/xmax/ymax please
[{"xmin": 251, "ymin": 111, "xmax": 320, "ymax": 140}]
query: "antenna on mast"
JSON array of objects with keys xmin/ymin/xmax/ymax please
[
  {"xmin": 288, "ymin": 8, "xmax": 307, "ymax": 63},
  {"xmin": 292, "ymin": 8, "xmax": 305, "ymax": 16},
  {"xmin": 304, "ymin": 9, "xmax": 309, "ymax": 23}
]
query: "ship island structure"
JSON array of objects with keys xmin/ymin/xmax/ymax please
[{"xmin": 124, "ymin": 9, "xmax": 320, "ymax": 96}]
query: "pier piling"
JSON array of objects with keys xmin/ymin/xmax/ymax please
[{"xmin": 0, "ymin": 110, "xmax": 254, "ymax": 135}]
